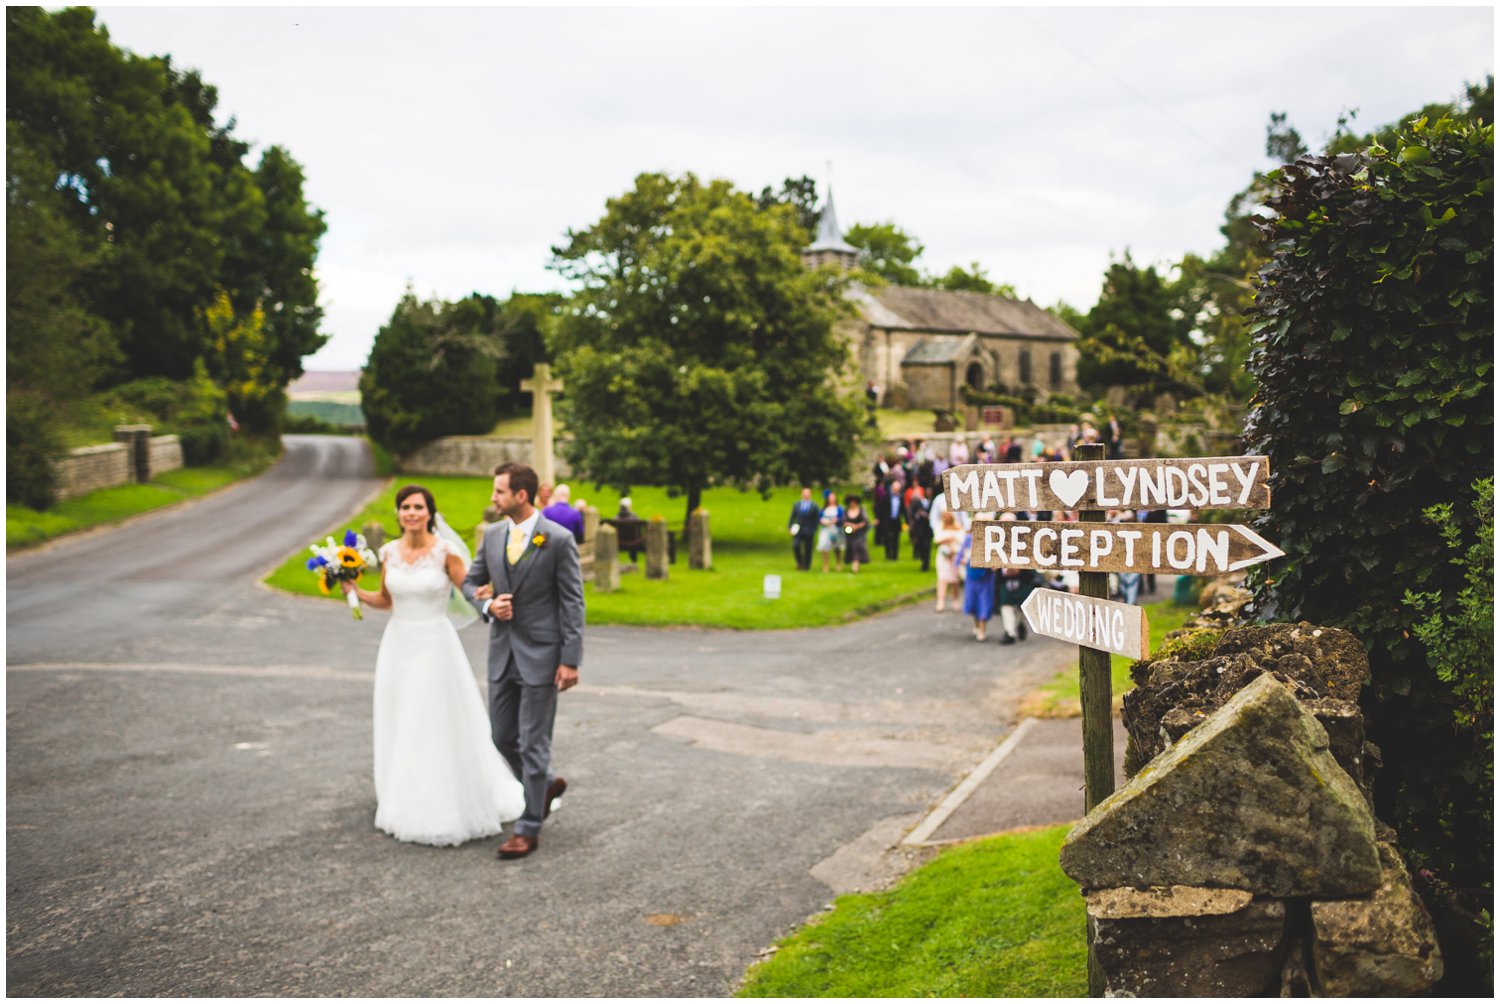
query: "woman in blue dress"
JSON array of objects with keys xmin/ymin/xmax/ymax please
[{"xmin": 958, "ymin": 526, "xmax": 998, "ymax": 641}]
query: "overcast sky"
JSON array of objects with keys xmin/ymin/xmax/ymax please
[{"xmin": 92, "ymin": 5, "xmax": 1494, "ymax": 371}]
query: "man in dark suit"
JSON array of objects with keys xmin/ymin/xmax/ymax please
[
  {"xmin": 878, "ymin": 476, "xmax": 905, "ymax": 560},
  {"xmin": 908, "ymin": 485, "xmax": 934, "ymax": 572},
  {"xmin": 787, "ymin": 487, "xmax": 819, "ymax": 570},
  {"xmin": 463, "ymin": 462, "xmax": 585, "ymax": 860}
]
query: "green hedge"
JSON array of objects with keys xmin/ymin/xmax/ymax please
[{"xmin": 1245, "ymin": 114, "xmax": 1493, "ymax": 990}]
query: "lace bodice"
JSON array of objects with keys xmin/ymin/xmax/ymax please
[{"xmin": 380, "ymin": 539, "xmax": 461, "ymax": 622}]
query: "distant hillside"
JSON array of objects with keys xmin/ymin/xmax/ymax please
[{"xmin": 288, "ymin": 370, "xmax": 361, "ymax": 397}]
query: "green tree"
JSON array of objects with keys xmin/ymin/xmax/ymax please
[
  {"xmin": 756, "ymin": 175, "xmax": 821, "ymax": 241},
  {"xmin": 844, "ymin": 221, "xmax": 924, "ymax": 286},
  {"xmin": 359, "ymin": 290, "xmax": 505, "ymax": 456},
  {"xmin": 550, "ymin": 172, "xmax": 865, "ymax": 532},
  {"xmin": 6, "ymin": 7, "xmax": 324, "ymax": 399},
  {"xmin": 492, "ymin": 292, "xmax": 562, "ymax": 415},
  {"xmin": 5, "ymin": 121, "xmax": 118, "ymax": 399},
  {"xmin": 1074, "ymin": 252, "xmax": 1195, "ymax": 397},
  {"xmin": 932, "ymin": 261, "xmax": 1016, "ymax": 297},
  {"xmin": 1245, "ymin": 114, "xmax": 1493, "ymax": 991}
]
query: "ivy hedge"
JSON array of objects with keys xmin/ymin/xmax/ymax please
[{"xmin": 1245, "ymin": 115, "xmax": 1493, "ymax": 989}]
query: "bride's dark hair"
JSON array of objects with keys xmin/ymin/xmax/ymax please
[{"xmin": 395, "ymin": 484, "xmax": 438, "ymax": 532}]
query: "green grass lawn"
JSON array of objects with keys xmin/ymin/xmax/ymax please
[
  {"xmin": 6, "ymin": 459, "xmax": 276, "ymax": 550},
  {"xmin": 1021, "ymin": 596, "xmax": 1199, "ymax": 717},
  {"xmin": 263, "ymin": 479, "xmax": 939, "ymax": 628},
  {"xmin": 738, "ymin": 824, "xmax": 1086, "ymax": 997}
]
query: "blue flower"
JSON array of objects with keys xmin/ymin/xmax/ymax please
[
  {"xmin": 307, "ymin": 555, "xmax": 329, "ymax": 570},
  {"xmin": 343, "ymin": 529, "xmax": 358, "ymax": 547}
]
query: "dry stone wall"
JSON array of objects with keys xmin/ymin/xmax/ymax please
[
  {"xmin": 50, "ymin": 444, "xmax": 131, "ymax": 501},
  {"xmin": 49, "ymin": 431, "xmax": 186, "ymax": 500},
  {"xmin": 1061, "ymin": 614, "xmax": 1444, "ymax": 996},
  {"xmin": 399, "ymin": 436, "xmax": 572, "ymax": 478},
  {"xmin": 149, "ymin": 435, "xmax": 184, "ymax": 476}
]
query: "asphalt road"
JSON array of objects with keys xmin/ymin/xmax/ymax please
[{"xmin": 7, "ymin": 436, "xmax": 1074, "ymax": 996}]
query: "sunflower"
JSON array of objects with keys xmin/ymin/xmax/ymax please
[
  {"xmin": 532, "ymin": 533, "xmax": 547, "ymax": 548},
  {"xmin": 337, "ymin": 546, "xmax": 364, "ymax": 570}
]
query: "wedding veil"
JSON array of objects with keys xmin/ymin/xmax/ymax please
[{"xmin": 434, "ymin": 512, "xmax": 480, "ymax": 629}]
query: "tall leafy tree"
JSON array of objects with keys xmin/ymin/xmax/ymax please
[
  {"xmin": 550, "ymin": 172, "xmax": 865, "ymax": 531},
  {"xmin": 5, "ymin": 6, "xmax": 324, "ymax": 422},
  {"xmin": 359, "ymin": 290, "xmax": 505, "ymax": 456},
  {"xmin": 5, "ymin": 121, "xmax": 118, "ymax": 398},
  {"xmin": 1074, "ymin": 252, "xmax": 1196, "ymax": 397},
  {"xmin": 756, "ymin": 175, "xmax": 820, "ymax": 240},
  {"xmin": 491, "ymin": 291, "xmax": 562, "ymax": 415},
  {"xmin": 843, "ymin": 221, "xmax": 924, "ymax": 285}
]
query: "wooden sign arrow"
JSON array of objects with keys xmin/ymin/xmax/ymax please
[
  {"xmin": 968, "ymin": 520, "xmax": 1284, "ymax": 575},
  {"xmin": 1021, "ymin": 589, "xmax": 1150, "ymax": 660},
  {"xmin": 944, "ymin": 456, "xmax": 1271, "ymax": 513}
]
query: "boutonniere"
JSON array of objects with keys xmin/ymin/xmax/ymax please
[{"xmin": 532, "ymin": 533, "xmax": 547, "ymax": 549}]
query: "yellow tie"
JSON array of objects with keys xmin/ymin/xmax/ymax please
[{"xmin": 507, "ymin": 524, "xmax": 527, "ymax": 564}]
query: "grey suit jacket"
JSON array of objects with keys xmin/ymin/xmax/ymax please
[{"xmin": 462, "ymin": 514, "xmax": 585, "ymax": 686}]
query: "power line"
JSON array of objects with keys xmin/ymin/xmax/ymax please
[{"xmin": 1012, "ymin": 9, "xmax": 1246, "ymax": 171}]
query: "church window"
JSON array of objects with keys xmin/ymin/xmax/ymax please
[
  {"xmin": 1049, "ymin": 352, "xmax": 1063, "ymax": 388},
  {"xmin": 965, "ymin": 362, "xmax": 984, "ymax": 390},
  {"xmin": 1019, "ymin": 350, "xmax": 1032, "ymax": 385}
]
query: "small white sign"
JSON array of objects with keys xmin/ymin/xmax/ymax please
[
  {"xmin": 1020, "ymin": 589, "xmax": 1150, "ymax": 660},
  {"xmin": 763, "ymin": 574, "xmax": 782, "ymax": 600}
]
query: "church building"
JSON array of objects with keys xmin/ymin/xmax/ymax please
[{"xmin": 803, "ymin": 191, "xmax": 1082, "ymax": 411}]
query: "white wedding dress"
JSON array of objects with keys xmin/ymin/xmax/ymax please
[{"xmin": 372, "ymin": 538, "xmax": 525, "ymax": 845}]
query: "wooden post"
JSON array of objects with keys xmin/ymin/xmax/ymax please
[{"xmin": 1075, "ymin": 441, "xmax": 1114, "ymax": 998}]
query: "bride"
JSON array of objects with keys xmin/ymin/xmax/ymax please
[{"xmin": 343, "ymin": 484, "xmax": 525, "ymax": 845}]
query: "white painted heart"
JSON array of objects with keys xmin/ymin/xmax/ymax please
[{"xmin": 1049, "ymin": 469, "xmax": 1090, "ymax": 509}]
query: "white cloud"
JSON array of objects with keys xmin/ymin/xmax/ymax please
[{"xmin": 90, "ymin": 6, "xmax": 1494, "ymax": 370}]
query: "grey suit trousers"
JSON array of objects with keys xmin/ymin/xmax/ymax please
[{"xmin": 490, "ymin": 652, "xmax": 557, "ymax": 838}]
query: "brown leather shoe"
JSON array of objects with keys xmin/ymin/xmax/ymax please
[
  {"xmin": 543, "ymin": 777, "xmax": 567, "ymax": 819},
  {"xmin": 496, "ymin": 833, "xmax": 537, "ymax": 860}
]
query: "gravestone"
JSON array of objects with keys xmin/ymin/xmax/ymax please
[
  {"xmin": 578, "ymin": 504, "xmax": 600, "ymax": 581},
  {"xmin": 362, "ymin": 521, "xmax": 386, "ymax": 553},
  {"xmin": 520, "ymin": 363, "xmax": 565, "ymax": 486},
  {"xmin": 688, "ymin": 509, "xmax": 711, "ymax": 570},
  {"xmin": 593, "ymin": 523, "xmax": 620, "ymax": 593},
  {"xmin": 645, "ymin": 518, "xmax": 670, "ymax": 580}
]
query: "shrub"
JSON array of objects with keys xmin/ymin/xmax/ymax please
[
  {"xmin": 1245, "ymin": 115, "xmax": 1493, "ymax": 990},
  {"xmin": 7, "ymin": 391, "xmax": 62, "ymax": 509}
]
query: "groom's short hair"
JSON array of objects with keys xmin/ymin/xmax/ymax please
[{"xmin": 494, "ymin": 462, "xmax": 539, "ymax": 506}]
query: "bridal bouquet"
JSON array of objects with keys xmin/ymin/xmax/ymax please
[{"xmin": 307, "ymin": 530, "xmax": 378, "ymax": 619}]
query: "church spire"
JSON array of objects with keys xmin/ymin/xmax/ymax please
[{"xmin": 802, "ymin": 184, "xmax": 860, "ymax": 272}]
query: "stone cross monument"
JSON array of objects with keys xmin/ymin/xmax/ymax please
[{"xmin": 520, "ymin": 363, "xmax": 564, "ymax": 486}]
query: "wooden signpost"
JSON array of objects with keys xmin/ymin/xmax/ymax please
[
  {"xmin": 967, "ymin": 520, "xmax": 1284, "ymax": 575},
  {"xmin": 945, "ymin": 449, "xmax": 1279, "ymax": 998},
  {"xmin": 944, "ymin": 455, "xmax": 1270, "ymax": 513},
  {"xmin": 1021, "ymin": 589, "xmax": 1149, "ymax": 661}
]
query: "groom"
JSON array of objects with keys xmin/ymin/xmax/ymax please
[{"xmin": 463, "ymin": 462, "xmax": 585, "ymax": 860}]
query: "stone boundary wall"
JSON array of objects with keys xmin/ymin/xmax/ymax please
[
  {"xmin": 149, "ymin": 435, "xmax": 184, "ymax": 476},
  {"xmin": 399, "ymin": 436, "xmax": 573, "ymax": 478},
  {"xmin": 51, "ymin": 444, "xmax": 131, "ymax": 501}
]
